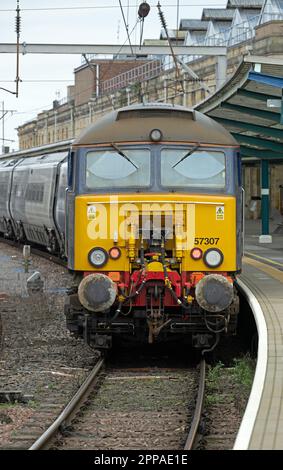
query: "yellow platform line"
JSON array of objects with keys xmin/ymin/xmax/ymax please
[
  {"xmin": 243, "ymin": 256, "xmax": 283, "ymax": 283},
  {"xmin": 245, "ymin": 251, "xmax": 283, "ymax": 269}
]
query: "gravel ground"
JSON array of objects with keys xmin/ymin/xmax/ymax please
[
  {"xmin": 55, "ymin": 367, "xmax": 198, "ymax": 450},
  {"xmin": 0, "ymin": 242, "xmax": 98, "ymax": 449}
]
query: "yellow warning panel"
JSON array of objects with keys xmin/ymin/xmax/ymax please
[{"xmin": 216, "ymin": 206, "xmax": 224, "ymax": 220}]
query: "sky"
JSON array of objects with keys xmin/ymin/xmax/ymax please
[{"xmin": 0, "ymin": 0, "xmax": 227, "ymax": 151}]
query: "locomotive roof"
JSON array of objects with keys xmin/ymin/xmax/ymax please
[{"xmin": 73, "ymin": 103, "xmax": 238, "ymax": 147}]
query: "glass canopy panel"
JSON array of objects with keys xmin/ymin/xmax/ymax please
[{"xmin": 260, "ymin": 0, "xmax": 283, "ymax": 23}]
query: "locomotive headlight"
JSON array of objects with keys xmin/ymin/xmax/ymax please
[
  {"xmin": 203, "ymin": 248, "xmax": 223, "ymax": 268},
  {"xmin": 88, "ymin": 247, "xmax": 108, "ymax": 267},
  {"xmin": 150, "ymin": 129, "xmax": 162, "ymax": 142}
]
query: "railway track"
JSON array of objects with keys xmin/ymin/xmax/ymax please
[
  {"xmin": 0, "ymin": 236, "xmax": 67, "ymax": 268},
  {"xmin": 0, "ymin": 238, "xmax": 254, "ymax": 450},
  {"xmin": 1, "ymin": 236, "xmax": 206, "ymax": 451},
  {"xmin": 29, "ymin": 358, "xmax": 206, "ymax": 451}
]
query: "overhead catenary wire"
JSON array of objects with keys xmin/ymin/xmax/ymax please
[
  {"xmin": 91, "ymin": 18, "xmax": 140, "ymax": 86},
  {"xmin": 76, "ymin": 18, "xmax": 141, "ymax": 110},
  {"xmin": 1, "ymin": 2, "xmax": 21, "ymax": 96},
  {"xmin": 0, "ymin": 86, "xmax": 16, "ymax": 95},
  {"xmin": 3, "ymin": 58, "xmax": 214, "ymax": 119},
  {"xmin": 176, "ymin": 0, "xmax": 180, "ymax": 42},
  {"xmin": 1, "ymin": 3, "xmax": 220, "ymax": 145},
  {"xmin": 0, "ymin": 3, "xmax": 227, "ymax": 12},
  {"xmin": 3, "ymin": 0, "xmax": 214, "ymax": 133},
  {"xmin": 82, "ymin": 53, "xmax": 99, "ymax": 95},
  {"xmin": 7, "ymin": 18, "xmax": 139, "ymax": 117},
  {"xmin": 0, "ymin": 80, "xmax": 73, "ymax": 83},
  {"xmin": 15, "ymin": 0, "xmax": 21, "ymax": 97},
  {"xmin": 5, "ymin": 69, "xmax": 213, "ymax": 119},
  {"xmin": 8, "ymin": 71, "xmax": 206, "ymax": 142},
  {"xmin": 157, "ymin": 2, "xmax": 184, "ymax": 94},
  {"xmin": 119, "ymin": 0, "xmax": 134, "ymax": 56},
  {"xmin": 2, "ymin": 20, "xmax": 142, "ymax": 120}
]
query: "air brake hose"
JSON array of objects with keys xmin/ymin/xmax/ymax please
[
  {"xmin": 111, "ymin": 275, "xmax": 147, "ymax": 322},
  {"xmin": 110, "ymin": 301, "xmax": 123, "ymax": 323},
  {"xmin": 118, "ymin": 243, "xmax": 147, "ymax": 303},
  {"xmin": 203, "ymin": 310, "xmax": 227, "ymax": 334},
  {"xmin": 160, "ymin": 240, "xmax": 190, "ymax": 310}
]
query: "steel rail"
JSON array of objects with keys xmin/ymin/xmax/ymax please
[
  {"xmin": 29, "ymin": 246, "xmax": 67, "ymax": 267},
  {"xmin": 184, "ymin": 358, "xmax": 206, "ymax": 450},
  {"xmin": 29, "ymin": 357, "xmax": 105, "ymax": 450},
  {"xmin": 0, "ymin": 236, "xmax": 67, "ymax": 268}
]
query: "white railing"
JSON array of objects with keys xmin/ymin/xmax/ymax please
[
  {"xmin": 100, "ymin": 60, "xmax": 163, "ymax": 94},
  {"xmin": 57, "ymin": 96, "xmax": 68, "ymax": 106}
]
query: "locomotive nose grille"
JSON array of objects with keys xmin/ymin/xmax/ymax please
[{"xmin": 139, "ymin": 214, "xmax": 174, "ymax": 240}]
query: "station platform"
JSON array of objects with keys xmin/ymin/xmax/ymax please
[
  {"xmin": 244, "ymin": 219, "xmax": 283, "ymax": 269},
  {"xmin": 234, "ymin": 218, "xmax": 283, "ymax": 450}
]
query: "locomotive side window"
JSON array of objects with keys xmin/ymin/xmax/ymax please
[
  {"xmin": 68, "ymin": 151, "xmax": 74, "ymax": 190},
  {"xmin": 85, "ymin": 148, "xmax": 150, "ymax": 189},
  {"xmin": 161, "ymin": 148, "xmax": 226, "ymax": 189}
]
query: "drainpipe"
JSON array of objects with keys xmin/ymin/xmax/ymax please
[{"xmin": 54, "ymin": 110, "xmax": 57, "ymax": 142}]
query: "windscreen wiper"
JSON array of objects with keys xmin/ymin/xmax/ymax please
[
  {"xmin": 172, "ymin": 143, "xmax": 200, "ymax": 169},
  {"xmin": 111, "ymin": 142, "xmax": 139, "ymax": 169}
]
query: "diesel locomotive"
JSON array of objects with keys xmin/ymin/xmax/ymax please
[{"xmin": 0, "ymin": 103, "xmax": 242, "ymax": 351}]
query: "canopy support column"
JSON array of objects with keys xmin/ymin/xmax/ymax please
[
  {"xmin": 216, "ymin": 55, "xmax": 227, "ymax": 89},
  {"xmin": 259, "ymin": 159, "xmax": 272, "ymax": 243}
]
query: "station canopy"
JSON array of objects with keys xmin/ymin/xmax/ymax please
[{"xmin": 196, "ymin": 56, "xmax": 283, "ymax": 162}]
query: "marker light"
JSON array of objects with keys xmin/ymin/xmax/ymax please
[
  {"xmin": 150, "ymin": 129, "xmax": 162, "ymax": 142},
  {"xmin": 109, "ymin": 247, "xmax": 121, "ymax": 260},
  {"xmin": 88, "ymin": 247, "xmax": 108, "ymax": 267},
  {"xmin": 203, "ymin": 248, "xmax": 223, "ymax": 268},
  {"xmin": 190, "ymin": 248, "xmax": 203, "ymax": 260}
]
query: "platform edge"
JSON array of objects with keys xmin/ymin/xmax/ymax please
[{"xmin": 233, "ymin": 278, "xmax": 268, "ymax": 450}]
